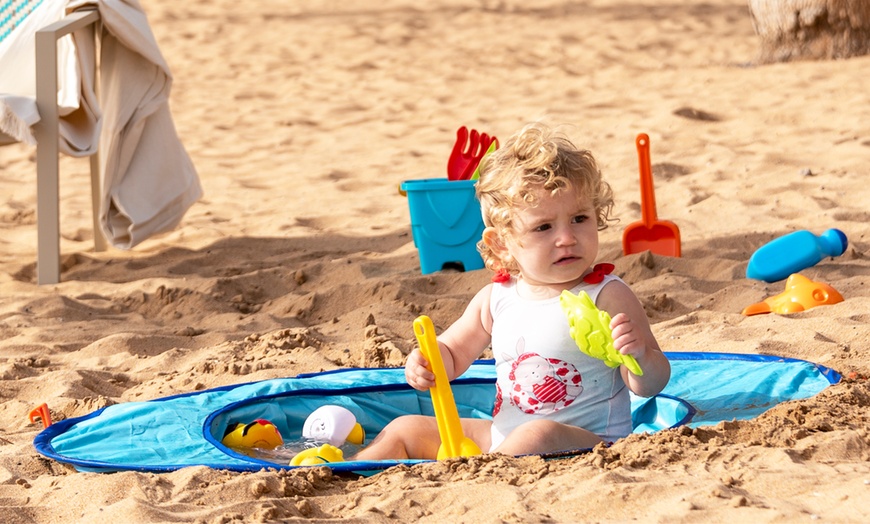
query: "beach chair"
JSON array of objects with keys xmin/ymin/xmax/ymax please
[
  {"xmin": 1, "ymin": 0, "xmax": 202, "ymax": 286},
  {"xmin": 1, "ymin": 1, "xmax": 103, "ymax": 284}
]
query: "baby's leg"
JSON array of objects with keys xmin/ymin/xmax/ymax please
[
  {"xmin": 493, "ymin": 419, "xmax": 602, "ymax": 456},
  {"xmin": 352, "ymin": 416, "xmax": 493, "ymax": 461},
  {"xmin": 352, "ymin": 415, "xmax": 440, "ymax": 460}
]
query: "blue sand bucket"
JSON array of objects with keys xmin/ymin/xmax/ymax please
[{"xmin": 400, "ymin": 178, "xmax": 485, "ymax": 274}]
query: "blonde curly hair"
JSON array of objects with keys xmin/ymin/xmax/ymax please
[{"xmin": 476, "ymin": 122, "xmax": 614, "ymax": 276}]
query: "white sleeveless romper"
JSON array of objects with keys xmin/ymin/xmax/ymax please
[{"xmin": 489, "ymin": 274, "xmax": 632, "ymax": 450}]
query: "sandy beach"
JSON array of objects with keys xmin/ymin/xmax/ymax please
[{"xmin": 1, "ymin": 0, "xmax": 869, "ymax": 521}]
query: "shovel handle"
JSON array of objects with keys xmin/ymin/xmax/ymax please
[
  {"xmin": 636, "ymin": 134, "xmax": 658, "ymax": 227},
  {"xmin": 414, "ymin": 316, "xmax": 481, "ymax": 459}
]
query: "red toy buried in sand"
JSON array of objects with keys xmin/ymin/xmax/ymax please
[{"xmin": 742, "ymin": 273, "xmax": 844, "ymax": 316}]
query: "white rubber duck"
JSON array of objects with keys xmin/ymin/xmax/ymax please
[{"xmin": 302, "ymin": 405, "xmax": 365, "ymax": 446}]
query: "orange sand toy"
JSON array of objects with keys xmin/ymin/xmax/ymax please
[
  {"xmin": 622, "ymin": 134, "xmax": 681, "ymax": 258},
  {"xmin": 29, "ymin": 403, "xmax": 52, "ymax": 428},
  {"xmin": 414, "ymin": 315, "xmax": 482, "ymax": 460},
  {"xmin": 742, "ymin": 273, "xmax": 844, "ymax": 316}
]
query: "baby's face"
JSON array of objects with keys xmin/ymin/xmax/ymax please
[{"xmin": 505, "ymin": 187, "xmax": 599, "ymax": 289}]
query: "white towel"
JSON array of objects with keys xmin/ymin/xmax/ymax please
[
  {"xmin": 73, "ymin": 0, "xmax": 202, "ymax": 248},
  {"xmin": 0, "ymin": 0, "xmax": 78, "ymax": 143},
  {"xmin": 1, "ymin": 0, "xmax": 202, "ymax": 249}
]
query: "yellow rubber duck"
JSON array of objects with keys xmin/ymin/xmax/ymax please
[
  {"xmin": 221, "ymin": 419, "xmax": 284, "ymax": 450},
  {"xmin": 289, "ymin": 444, "xmax": 345, "ymax": 466}
]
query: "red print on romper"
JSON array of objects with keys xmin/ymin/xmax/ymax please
[
  {"xmin": 505, "ymin": 337, "xmax": 583, "ymax": 415},
  {"xmin": 493, "ymin": 383, "xmax": 504, "ymax": 416}
]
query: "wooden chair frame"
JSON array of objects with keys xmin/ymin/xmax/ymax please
[{"xmin": 33, "ymin": 7, "xmax": 105, "ymax": 284}]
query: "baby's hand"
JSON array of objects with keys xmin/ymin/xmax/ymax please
[
  {"xmin": 610, "ymin": 313, "xmax": 647, "ymax": 361},
  {"xmin": 404, "ymin": 348, "xmax": 436, "ymax": 391}
]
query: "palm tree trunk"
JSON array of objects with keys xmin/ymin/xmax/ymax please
[{"xmin": 748, "ymin": 0, "xmax": 870, "ymax": 62}]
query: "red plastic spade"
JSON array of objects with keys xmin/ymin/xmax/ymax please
[
  {"xmin": 622, "ymin": 134, "xmax": 681, "ymax": 257},
  {"xmin": 447, "ymin": 126, "xmax": 497, "ymax": 180}
]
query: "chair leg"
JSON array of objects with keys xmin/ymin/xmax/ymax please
[
  {"xmin": 33, "ymin": 8, "xmax": 102, "ymax": 284},
  {"xmin": 90, "ymin": 152, "xmax": 107, "ymax": 252},
  {"xmin": 34, "ymin": 28, "xmax": 61, "ymax": 285}
]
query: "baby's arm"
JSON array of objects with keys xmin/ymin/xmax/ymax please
[
  {"xmin": 405, "ymin": 284, "xmax": 494, "ymax": 391},
  {"xmin": 596, "ymin": 281, "xmax": 670, "ymax": 397}
]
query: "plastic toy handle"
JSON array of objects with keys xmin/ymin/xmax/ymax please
[
  {"xmin": 414, "ymin": 315, "xmax": 482, "ymax": 459},
  {"xmin": 636, "ymin": 133, "xmax": 659, "ymax": 227},
  {"xmin": 469, "ymin": 139, "xmax": 498, "ymax": 181},
  {"xmin": 29, "ymin": 403, "xmax": 52, "ymax": 428}
]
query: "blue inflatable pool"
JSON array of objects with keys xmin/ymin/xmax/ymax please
[{"xmin": 33, "ymin": 352, "xmax": 839, "ymax": 474}]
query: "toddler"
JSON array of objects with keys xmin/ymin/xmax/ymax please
[{"xmin": 354, "ymin": 122, "xmax": 671, "ymax": 460}]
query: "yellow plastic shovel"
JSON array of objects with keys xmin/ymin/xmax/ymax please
[{"xmin": 413, "ymin": 315, "xmax": 482, "ymax": 460}]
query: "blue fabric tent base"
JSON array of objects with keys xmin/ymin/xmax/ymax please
[{"xmin": 33, "ymin": 352, "xmax": 839, "ymax": 474}]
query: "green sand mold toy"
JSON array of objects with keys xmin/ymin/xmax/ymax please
[{"xmin": 559, "ymin": 290, "xmax": 643, "ymax": 376}]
